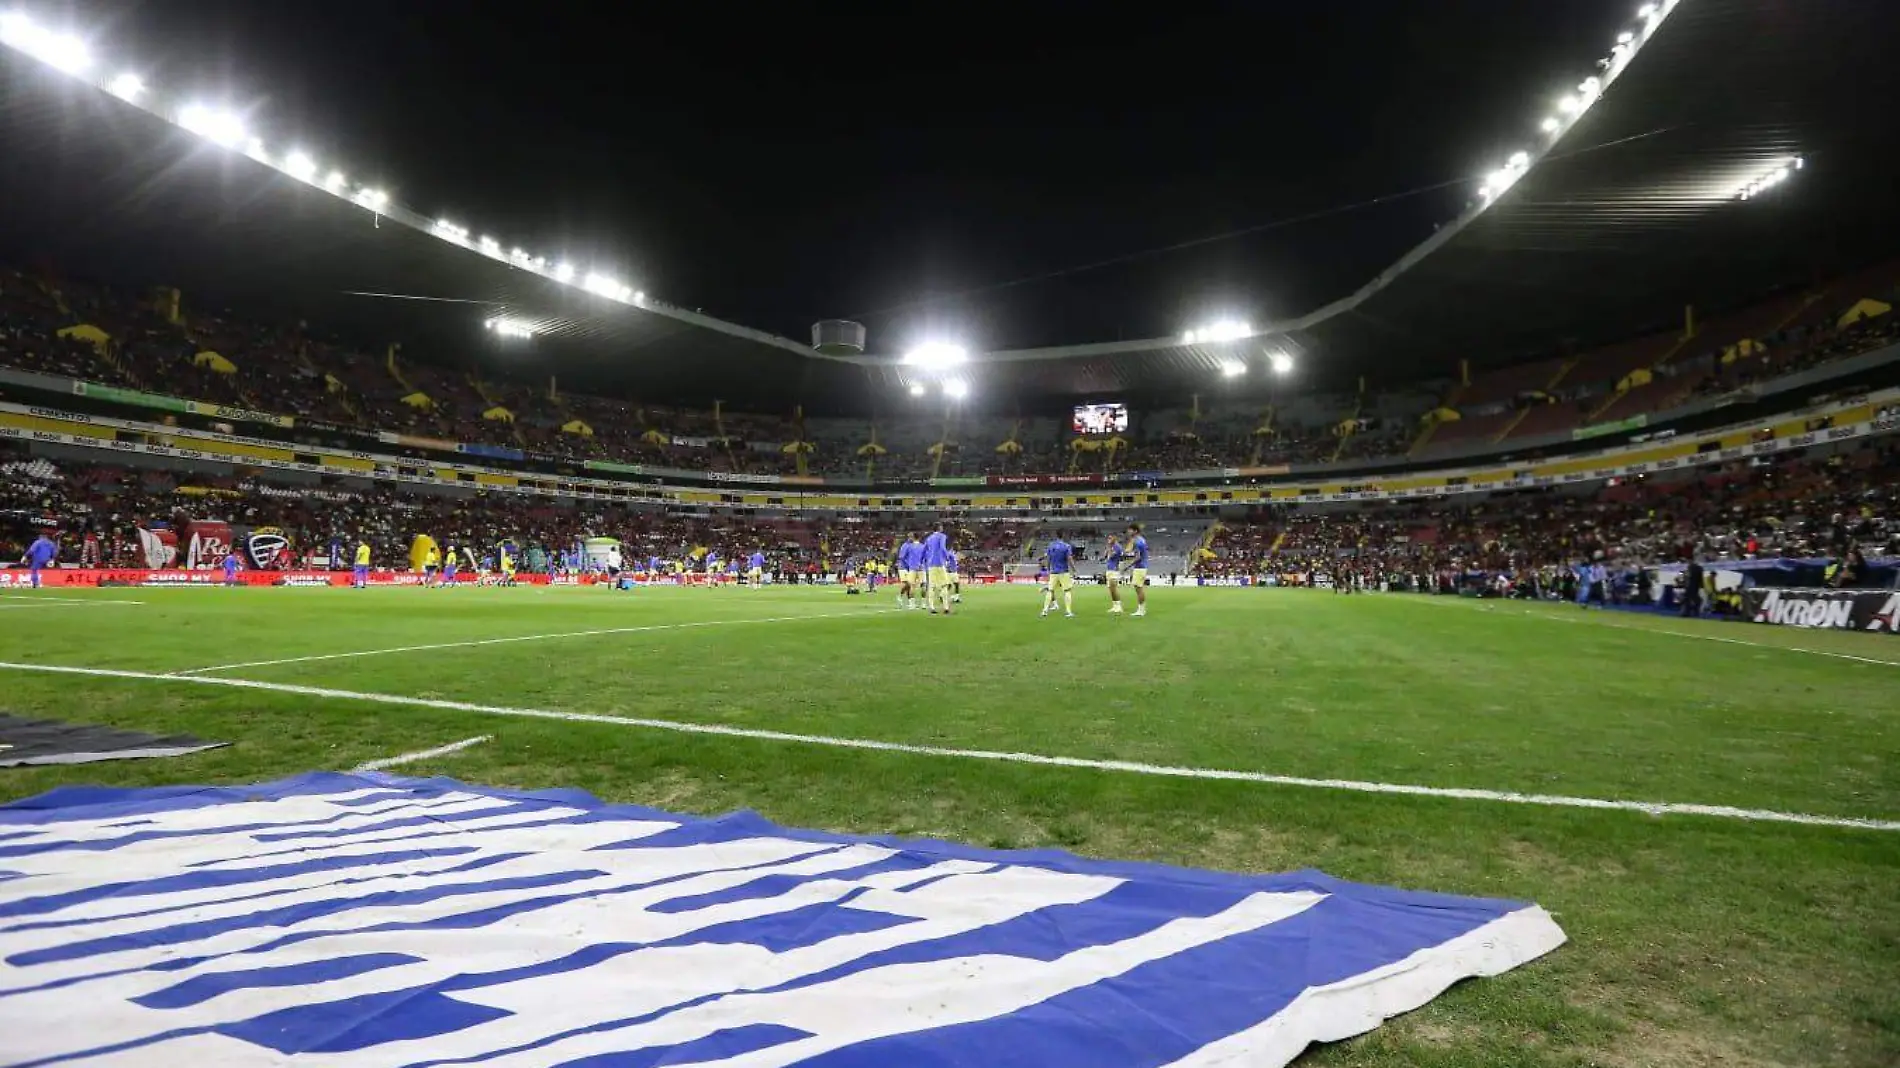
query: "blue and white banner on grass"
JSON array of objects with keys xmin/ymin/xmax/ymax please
[{"xmin": 0, "ymin": 773, "xmax": 1563, "ymax": 1066}]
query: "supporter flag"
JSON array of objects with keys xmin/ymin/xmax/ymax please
[
  {"xmin": 241, "ymin": 527, "xmax": 291, "ymax": 570},
  {"xmin": 0, "ymin": 774, "xmax": 1563, "ymax": 1066},
  {"xmin": 133, "ymin": 525, "xmax": 176, "ymax": 569}
]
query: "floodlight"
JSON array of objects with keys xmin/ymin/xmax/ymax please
[
  {"xmin": 903, "ymin": 342, "xmax": 969, "ymax": 372},
  {"xmin": 1617, "ymin": 31, "xmax": 1634, "ymax": 44},
  {"xmin": 1182, "ymin": 331, "xmax": 1196, "ymax": 344},
  {"xmin": 485, "ymin": 317, "xmax": 534, "ymax": 339},
  {"xmin": 633, "ymin": 290, "xmax": 645, "ymax": 303},
  {"xmin": 107, "ymin": 73, "xmax": 144, "ymax": 101},
  {"xmin": 479, "ymin": 236, "xmax": 503, "ymax": 256},
  {"xmin": 433, "ymin": 219, "xmax": 468, "ymax": 240},
  {"xmin": 1184, "ymin": 320, "xmax": 1252, "ymax": 345},
  {"xmin": 553, "ymin": 262, "xmax": 575, "ymax": 283},
  {"xmin": 178, "ymin": 104, "xmax": 246, "ymax": 148},
  {"xmin": 354, "ymin": 187, "xmax": 387, "ymax": 210},
  {"xmin": 1219, "ymin": 360, "xmax": 1246, "ymax": 378},
  {"xmin": 0, "ymin": 14, "xmax": 90, "ymax": 74},
  {"xmin": 1270, "ymin": 351, "xmax": 1295, "ymax": 375},
  {"xmin": 943, "ymin": 379, "xmax": 969, "ymax": 400},
  {"xmin": 1557, "ymin": 95, "xmax": 1580, "ymax": 114},
  {"xmin": 1637, "ymin": 3, "xmax": 1656, "ymax": 17},
  {"xmin": 323, "ymin": 170, "xmax": 347, "ymax": 193},
  {"xmin": 1541, "ymin": 117, "xmax": 1560, "ymax": 133},
  {"xmin": 245, "ymin": 138, "xmax": 269, "ymax": 163},
  {"xmin": 1508, "ymin": 150, "xmax": 1529, "ymax": 168},
  {"xmin": 908, "ymin": 382, "xmax": 926, "ymax": 397},
  {"xmin": 283, "ymin": 151, "xmax": 318, "ymax": 181}
]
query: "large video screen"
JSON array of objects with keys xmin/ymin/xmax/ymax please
[{"xmin": 1072, "ymin": 402, "xmax": 1128, "ymax": 435}]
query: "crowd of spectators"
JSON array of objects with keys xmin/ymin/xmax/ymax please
[
  {"xmin": 1199, "ymin": 439, "xmax": 1900, "ymax": 585},
  {"xmin": 0, "ymin": 442, "xmax": 1036, "ymax": 575},
  {"xmin": 5, "ymin": 261, "xmax": 1897, "ymax": 483}
]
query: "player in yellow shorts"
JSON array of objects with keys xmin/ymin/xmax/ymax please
[
  {"xmin": 1125, "ymin": 522, "xmax": 1150, "ymax": 617},
  {"xmin": 1103, "ymin": 534, "xmax": 1127, "ymax": 614},
  {"xmin": 1040, "ymin": 535, "xmax": 1077, "ymax": 618}
]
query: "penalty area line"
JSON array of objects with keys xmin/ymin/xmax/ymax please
[
  {"xmin": 1, "ymin": 659, "xmax": 1895, "ymax": 833},
  {"xmin": 169, "ymin": 608, "xmax": 896, "ymax": 675}
]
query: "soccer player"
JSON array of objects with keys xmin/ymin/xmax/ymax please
[
  {"xmin": 1103, "ymin": 533, "xmax": 1126, "ymax": 614},
  {"xmin": 1041, "ymin": 534, "xmax": 1076, "ymax": 618},
  {"xmin": 221, "ymin": 551, "xmax": 241, "ymax": 587},
  {"xmin": 499, "ymin": 545, "xmax": 516, "ymax": 586},
  {"xmin": 23, "ymin": 530, "xmax": 57, "ymax": 588},
  {"xmin": 353, "ymin": 539, "xmax": 372, "ymax": 589},
  {"xmin": 897, "ymin": 533, "xmax": 925, "ymax": 610},
  {"xmin": 923, "ymin": 522, "xmax": 952, "ymax": 615},
  {"xmin": 748, "ymin": 549, "xmax": 767, "ymax": 589},
  {"xmin": 422, "ymin": 544, "xmax": 440, "ymax": 587},
  {"xmin": 441, "ymin": 545, "xmax": 460, "ymax": 588},
  {"xmin": 946, "ymin": 546, "xmax": 961, "ymax": 604},
  {"xmin": 704, "ymin": 549, "xmax": 722, "ymax": 588},
  {"xmin": 1125, "ymin": 522, "xmax": 1150, "ymax": 617}
]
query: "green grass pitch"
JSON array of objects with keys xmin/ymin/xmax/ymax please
[{"xmin": 0, "ymin": 583, "xmax": 1895, "ymax": 1066}]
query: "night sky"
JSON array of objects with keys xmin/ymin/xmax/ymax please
[{"xmin": 64, "ymin": 0, "xmax": 1630, "ymax": 354}]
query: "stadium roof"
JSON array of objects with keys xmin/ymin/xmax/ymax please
[{"xmin": 3, "ymin": 0, "xmax": 1898, "ymax": 412}]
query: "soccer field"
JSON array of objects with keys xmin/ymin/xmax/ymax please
[{"xmin": 1, "ymin": 583, "xmax": 1896, "ymax": 1066}]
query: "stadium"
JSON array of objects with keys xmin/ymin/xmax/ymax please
[{"xmin": 1, "ymin": 2, "xmax": 1898, "ymax": 1066}]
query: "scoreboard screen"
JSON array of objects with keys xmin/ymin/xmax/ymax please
[{"xmin": 1072, "ymin": 403, "xmax": 1127, "ymax": 435}]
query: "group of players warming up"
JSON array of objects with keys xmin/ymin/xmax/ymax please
[
  {"xmin": 1040, "ymin": 523, "xmax": 1148, "ymax": 618},
  {"xmin": 881, "ymin": 521, "xmax": 1150, "ymax": 619}
]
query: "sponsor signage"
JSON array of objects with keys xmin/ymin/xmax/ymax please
[
  {"xmin": 71, "ymin": 381, "xmax": 190, "ymax": 413},
  {"xmin": 184, "ymin": 400, "xmax": 293, "ymax": 428},
  {"xmin": 1573, "ymin": 413, "xmax": 1648, "ymax": 441},
  {"xmin": 1743, "ymin": 587, "xmax": 1900, "ymax": 633}
]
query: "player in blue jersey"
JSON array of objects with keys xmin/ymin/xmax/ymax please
[
  {"xmin": 923, "ymin": 523, "xmax": 952, "ymax": 615},
  {"xmin": 897, "ymin": 533, "xmax": 925, "ymax": 610},
  {"xmin": 221, "ymin": 551, "xmax": 241, "ymax": 587},
  {"xmin": 1125, "ymin": 522, "xmax": 1150, "ymax": 617},
  {"xmin": 704, "ymin": 549, "xmax": 721, "ymax": 589},
  {"xmin": 1103, "ymin": 533, "xmax": 1128, "ymax": 614},
  {"xmin": 23, "ymin": 530, "xmax": 58, "ymax": 588},
  {"xmin": 748, "ymin": 550, "xmax": 767, "ymax": 589},
  {"xmin": 1041, "ymin": 535, "xmax": 1076, "ymax": 618},
  {"xmin": 945, "ymin": 546, "xmax": 961, "ymax": 605}
]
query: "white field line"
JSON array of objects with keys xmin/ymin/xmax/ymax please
[
  {"xmin": 353, "ymin": 734, "xmax": 491, "ymax": 772},
  {"xmin": 169, "ymin": 608, "xmax": 894, "ymax": 675},
  {"xmin": 1405, "ymin": 596, "xmax": 1900, "ymax": 667},
  {"xmin": 0, "ymin": 659, "xmax": 1894, "ymax": 833}
]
